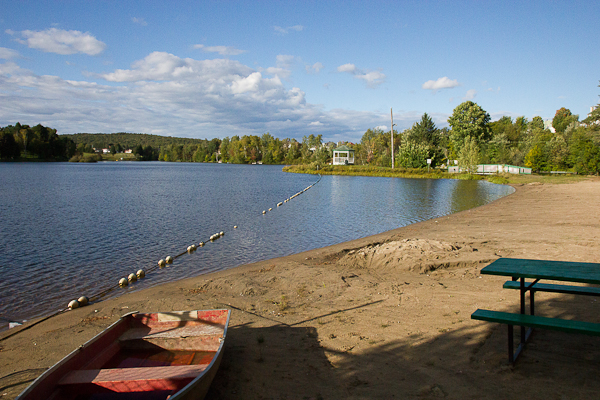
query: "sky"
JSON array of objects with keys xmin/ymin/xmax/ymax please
[{"xmin": 1, "ymin": 1, "xmax": 599, "ymax": 143}]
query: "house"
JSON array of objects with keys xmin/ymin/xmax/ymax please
[{"xmin": 332, "ymin": 145, "xmax": 355, "ymax": 165}]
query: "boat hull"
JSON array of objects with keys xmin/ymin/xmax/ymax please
[{"xmin": 16, "ymin": 309, "xmax": 230, "ymax": 400}]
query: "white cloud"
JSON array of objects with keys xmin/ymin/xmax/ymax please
[
  {"xmin": 264, "ymin": 67, "xmax": 291, "ymax": 79},
  {"xmin": 276, "ymin": 55, "xmax": 295, "ymax": 69},
  {"xmin": 356, "ymin": 71, "xmax": 385, "ymax": 87},
  {"xmin": 230, "ymin": 71, "xmax": 262, "ymax": 94},
  {"xmin": 8, "ymin": 28, "xmax": 106, "ymax": 55},
  {"xmin": 337, "ymin": 63, "xmax": 385, "ymax": 88},
  {"xmin": 0, "ymin": 52, "xmax": 422, "ymax": 142},
  {"xmin": 273, "ymin": 25, "xmax": 304, "ymax": 35},
  {"xmin": 463, "ymin": 89, "xmax": 477, "ymax": 100},
  {"xmin": 337, "ymin": 63, "xmax": 356, "ymax": 73},
  {"xmin": 0, "ymin": 47, "xmax": 20, "ymax": 59},
  {"xmin": 132, "ymin": 17, "xmax": 148, "ymax": 26},
  {"xmin": 193, "ymin": 44, "xmax": 246, "ymax": 56},
  {"xmin": 305, "ymin": 62, "xmax": 323, "ymax": 74},
  {"xmin": 422, "ymin": 76, "xmax": 461, "ymax": 92},
  {"xmin": 259, "ymin": 55, "xmax": 297, "ymax": 80}
]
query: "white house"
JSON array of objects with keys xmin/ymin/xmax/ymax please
[{"xmin": 332, "ymin": 145, "xmax": 355, "ymax": 165}]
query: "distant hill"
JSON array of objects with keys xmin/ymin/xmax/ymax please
[{"xmin": 60, "ymin": 132, "xmax": 209, "ymax": 149}]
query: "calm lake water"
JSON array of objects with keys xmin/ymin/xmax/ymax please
[{"xmin": 0, "ymin": 162, "xmax": 514, "ymax": 328}]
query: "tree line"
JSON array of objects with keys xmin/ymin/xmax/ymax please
[
  {"xmin": 353, "ymin": 85, "xmax": 599, "ymax": 175},
  {"xmin": 2, "ymin": 81, "xmax": 599, "ymax": 174},
  {"xmin": 0, "ymin": 123, "xmax": 76, "ymax": 160}
]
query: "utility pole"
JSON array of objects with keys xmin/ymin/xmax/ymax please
[{"xmin": 390, "ymin": 108, "xmax": 395, "ymax": 169}]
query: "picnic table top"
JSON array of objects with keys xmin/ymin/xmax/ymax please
[{"xmin": 481, "ymin": 258, "xmax": 600, "ymax": 285}]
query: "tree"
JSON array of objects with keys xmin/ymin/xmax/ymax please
[
  {"xmin": 528, "ymin": 116, "xmax": 545, "ymax": 132},
  {"xmin": 524, "ymin": 145, "xmax": 546, "ymax": 172},
  {"xmin": 396, "ymin": 139, "xmax": 431, "ymax": 168},
  {"xmin": 583, "ymin": 106, "xmax": 600, "ymax": 125},
  {"xmin": 0, "ymin": 132, "xmax": 20, "ymax": 159},
  {"xmin": 458, "ymin": 136, "xmax": 480, "ymax": 174},
  {"xmin": 410, "ymin": 113, "xmax": 438, "ymax": 146},
  {"xmin": 569, "ymin": 129, "xmax": 600, "ymax": 175},
  {"xmin": 448, "ymin": 101, "xmax": 491, "ymax": 153},
  {"xmin": 552, "ymin": 107, "xmax": 578, "ymax": 134}
]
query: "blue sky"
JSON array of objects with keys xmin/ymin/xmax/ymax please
[{"xmin": 1, "ymin": 1, "xmax": 598, "ymax": 143}]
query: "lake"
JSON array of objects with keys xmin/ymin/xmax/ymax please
[{"xmin": 0, "ymin": 162, "xmax": 514, "ymax": 328}]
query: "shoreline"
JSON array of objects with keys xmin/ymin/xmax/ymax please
[{"xmin": 2, "ymin": 178, "xmax": 600, "ymax": 399}]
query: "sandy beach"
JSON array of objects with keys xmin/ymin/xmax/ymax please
[{"xmin": 2, "ymin": 178, "xmax": 600, "ymax": 399}]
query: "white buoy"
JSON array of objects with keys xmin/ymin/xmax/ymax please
[
  {"xmin": 277, "ymin": 202, "xmax": 282, "ymax": 207},
  {"xmin": 220, "ymin": 231, "xmax": 224, "ymax": 236},
  {"xmin": 234, "ymin": 226, "xmax": 237, "ymax": 229},
  {"xmin": 199, "ymin": 241, "xmax": 205, "ymax": 246},
  {"xmin": 165, "ymin": 256, "xmax": 173, "ymax": 264},
  {"xmin": 187, "ymin": 245, "xmax": 193, "ymax": 253},
  {"xmin": 119, "ymin": 278, "xmax": 128, "ymax": 287},
  {"xmin": 78, "ymin": 296, "xmax": 89, "ymax": 306},
  {"xmin": 268, "ymin": 208, "xmax": 272, "ymax": 211},
  {"xmin": 68, "ymin": 300, "xmax": 79, "ymax": 309},
  {"xmin": 158, "ymin": 259, "xmax": 166, "ymax": 268},
  {"xmin": 137, "ymin": 269, "xmax": 145, "ymax": 279},
  {"xmin": 128, "ymin": 273, "xmax": 137, "ymax": 283},
  {"xmin": 262, "ymin": 210, "xmax": 266, "ymax": 214},
  {"xmin": 191, "ymin": 244, "xmax": 197, "ymax": 251}
]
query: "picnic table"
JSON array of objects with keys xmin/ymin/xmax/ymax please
[{"xmin": 471, "ymin": 258, "xmax": 600, "ymax": 363}]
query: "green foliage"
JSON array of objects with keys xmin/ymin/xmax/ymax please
[
  {"xmin": 448, "ymin": 101, "xmax": 491, "ymax": 152},
  {"xmin": 552, "ymin": 107, "xmax": 578, "ymax": 134},
  {"xmin": 410, "ymin": 113, "xmax": 439, "ymax": 146},
  {"xmin": 524, "ymin": 145, "xmax": 546, "ymax": 171},
  {"xmin": 396, "ymin": 139, "xmax": 432, "ymax": 168},
  {"xmin": 458, "ymin": 136, "xmax": 480, "ymax": 174},
  {"xmin": 0, "ymin": 131, "xmax": 20, "ymax": 159},
  {"xmin": 69, "ymin": 153, "xmax": 102, "ymax": 162},
  {"xmin": 0, "ymin": 123, "xmax": 75, "ymax": 161},
  {"xmin": 568, "ymin": 129, "xmax": 600, "ymax": 174}
]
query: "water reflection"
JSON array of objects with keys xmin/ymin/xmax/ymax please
[{"xmin": 0, "ymin": 163, "xmax": 513, "ymax": 325}]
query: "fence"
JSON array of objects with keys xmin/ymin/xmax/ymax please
[{"xmin": 448, "ymin": 164, "xmax": 532, "ymax": 175}]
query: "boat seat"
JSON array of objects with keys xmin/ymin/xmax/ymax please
[{"xmin": 58, "ymin": 364, "xmax": 209, "ymax": 392}]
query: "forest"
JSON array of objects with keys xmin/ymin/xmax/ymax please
[{"xmin": 2, "ymin": 83, "xmax": 599, "ymax": 174}]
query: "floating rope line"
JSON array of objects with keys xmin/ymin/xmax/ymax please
[{"xmin": 4, "ymin": 174, "xmax": 322, "ymax": 334}]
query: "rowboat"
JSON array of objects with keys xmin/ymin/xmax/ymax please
[{"xmin": 17, "ymin": 309, "xmax": 231, "ymax": 400}]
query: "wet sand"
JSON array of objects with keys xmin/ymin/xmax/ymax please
[{"xmin": 2, "ymin": 178, "xmax": 600, "ymax": 399}]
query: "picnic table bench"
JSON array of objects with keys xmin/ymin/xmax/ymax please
[{"xmin": 471, "ymin": 258, "xmax": 600, "ymax": 364}]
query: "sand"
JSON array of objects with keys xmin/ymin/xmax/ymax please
[{"xmin": 1, "ymin": 178, "xmax": 600, "ymax": 399}]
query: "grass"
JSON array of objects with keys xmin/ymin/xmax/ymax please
[
  {"xmin": 98, "ymin": 152, "xmax": 138, "ymax": 161},
  {"xmin": 283, "ymin": 164, "xmax": 589, "ymax": 185}
]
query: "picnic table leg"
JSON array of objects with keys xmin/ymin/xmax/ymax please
[
  {"xmin": 508, "ymin": 324, "xmax": 514, "ymax": 364},
  {"xmin": 520, "ymin": 278, "xmax": 526, "ymax": 343}
]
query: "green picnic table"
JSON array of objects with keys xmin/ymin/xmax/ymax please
[{"xmin": 471, "ymin": 258, "xmax": 600, "ymax": 363}]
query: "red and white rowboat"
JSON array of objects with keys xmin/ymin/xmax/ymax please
[{"xmin": 16, "ymin": 309, "xmax": 231, "ymax": 400}]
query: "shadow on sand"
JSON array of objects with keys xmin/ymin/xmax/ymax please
[{"xmin": 207, "ymin": 294, "xmax": 600, "ymax": 399}]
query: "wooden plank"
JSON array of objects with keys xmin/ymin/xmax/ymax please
[
  {"xmin": 58, "ymin": 364, "xmax": 209, "ymax": 392},
  {"xmin": 119, "ymin": 324, "xmax": 224, "ymax": 342},
  {"xmin": 471, "ymin": 309, "xmax": 600, "ymax": 336},
  {"xmin": 481, "ymin": 258, "xmax": 600, "ymax": 284},
  {"xmin": 503, "ymin": 280, "xmax": 600, "ymax": 296}
]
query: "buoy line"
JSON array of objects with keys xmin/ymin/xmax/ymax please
[{"xmin": 4, "ymin": 174, "xmax": 323, "ymax": 334}]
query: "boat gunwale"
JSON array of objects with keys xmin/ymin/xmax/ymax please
[{"xmin": 15, "ymin": 309, "xmax": 230, "ymax": 400}]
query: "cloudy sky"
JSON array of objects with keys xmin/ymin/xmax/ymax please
[{"xmin": 1, "ymin": 1, "xmax": 598, "ymax": 143}]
